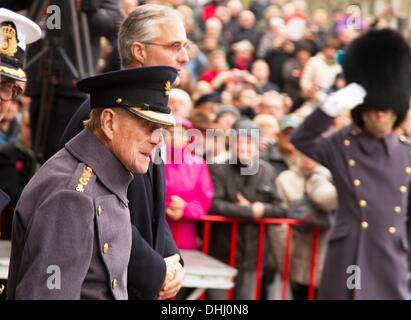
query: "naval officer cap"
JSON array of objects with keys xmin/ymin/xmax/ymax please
[
  {"xmin": 0, "ymin": 8, "xmax": 42, "ymax": 82},
  {"xmin": 77, "ymin": 66, "xmax": 178, "ymax": 126}
]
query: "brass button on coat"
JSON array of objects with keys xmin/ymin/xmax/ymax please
[
  {"xmin": 348, "ymin": 159, "xmax": 356, "ymax": 167},
  {"xmin": 344, "ymin": 139, "xmax": 351, "ymax": 147},
  {"xmin": 116, "ymin": 98, "xmax": 122, "ymax": 104},
  {"xmin": 388, "ymin": 227, "xmax": 396, "ymax": 235},
  {"xmin": 400, "ymin": 186, "xmax": 407, "ymax": 193},
  {"xmin": 406, "ymin": 167, "xmax": 411, "ymax": 174},
  {"xmin": 353, "ymin": 179, "xmax": 361, "ymax": 187},
  {"xmin": 359, "ymin": 200, "xmax": 367, "ymax": 207},
  {"xmin": 394, "ymin": 206, "xmax": 402, "ymax": 214},
  {"xmin": 97, "ymin": 206, "xmax": 102, "ymax": 216},
  {"xmin": 103, "ymin": 243, "xmax": 109, "ymax": 254},
  {"xmin": 112, "ymin": 279, "xmax": 117, "ymax": 289},
  {"xmin": 361, "ymin": 221, "xmax": 369, "ymax": 229}
]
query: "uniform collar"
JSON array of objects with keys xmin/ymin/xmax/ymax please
[
  {"xmin": 65, "ymin": 129, "xmax": 133, "ymax": 205},
  {"xmin": 350, "ymin": 125, "xmax": 398, "ymax": 156}
]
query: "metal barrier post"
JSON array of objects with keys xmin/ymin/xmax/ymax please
[
  {"xmin": 308, "ymin": 226, "xmax": 319, "ymax": 300},
  {"xmin": 199, "ymin": 220, "xmax": 211, "ymax": 300},
  {"xmin": 282, "ymin": 224, "xmax": 293, "ymax": 300},
  {"xmin": 254, "ymin": 222, "xmax": 266, "ymax": 300},
  {"xmin": 227, "ymin": 222, "xmax": 238, "ymax": 300},
  {"xmin": 202, "ymin": 220, "xmax": 211, "ymax": 254}
]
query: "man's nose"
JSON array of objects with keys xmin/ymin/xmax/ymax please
[
  {"xmin": 179, "ymin": 47, "xmax": 189, "ymax": 64},
  {"xmin": 149, "ymin": 129, "xmax": 164, "ymax": 145}
]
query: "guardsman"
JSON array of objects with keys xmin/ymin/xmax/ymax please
[
  {"xmin": 0, "ymin": 8, "xmax": 40, "ymax": 296},
  {"xmin": 291, "ymin": 28, "xmax": 411, "ymax": 299},
  {"xmin": 7, "ymin": 66, "xmax": 178, "ymax": 299}
]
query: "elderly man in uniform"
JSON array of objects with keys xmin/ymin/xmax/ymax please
[
  {"xmin": 0, "ymin": 9, "xmax": 40, "ymax": 296},
  {"xmin": 291, "ymin": 28, "xmax": 411, "ymax": 299},
  {"xmin": 60, "ymin": 4, "xmax": 188, "ymax": 300},
  {"xmin": 7, "ymin": 65, "xmax": 179, "ymax": 299}
]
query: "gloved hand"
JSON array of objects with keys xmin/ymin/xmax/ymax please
[{"xmin": 321, "ymin": 83, "xmax": 367, "ymax": 117}]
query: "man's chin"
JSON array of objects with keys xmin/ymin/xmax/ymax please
[{"xmin": 172, "ymin": 75, "xmax": 181, "ymax": 87}]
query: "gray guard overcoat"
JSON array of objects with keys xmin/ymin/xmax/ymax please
[{"xmin": 291, "ymin": 108, "xmax": 411, "ymax": 300}]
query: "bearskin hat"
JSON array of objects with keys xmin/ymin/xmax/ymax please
[{"xmin": 344, "ymin": 28, "xmax": 410, "ymax": 128}]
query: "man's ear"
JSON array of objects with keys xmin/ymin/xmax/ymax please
[
  {"xmin": 100, "ymin": 108, "xmax": 117, "ymax": 141},
  {"xmin": 130, "ymin": 41, "xmax": 146, "ymax": 66}
]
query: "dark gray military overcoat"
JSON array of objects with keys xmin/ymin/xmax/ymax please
[
  {"xmin": 7, "ymin": 129, "xmax": 133, "ymax": 299},
  {"xmin": 291, "ymin": 108, "xmax": 411, "ymax": 300}
]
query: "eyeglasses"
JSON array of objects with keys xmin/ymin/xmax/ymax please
[
  {"xmin": 142, "ymin": 41, "xmax": 190, "ymax": 54},
  {"xmin": 0, "ymin": 79, "xmax": 22, "ymax": 101}
]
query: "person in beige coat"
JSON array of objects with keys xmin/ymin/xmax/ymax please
[
  {"xmin": 275, "ymin": 153, "xmax": 337, "ymax": 300},
  {"xmin": 299, "ymin": 39, "xmax": 342, "ymax": 104}
]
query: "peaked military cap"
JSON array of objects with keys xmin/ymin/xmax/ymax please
[
  {"xmin": 0, "ymin": 8, "xmax": 41, "ymax": 82},
  {"xmin": 77, "ymin": 66, "xmax": 178, "ymax": 126}
]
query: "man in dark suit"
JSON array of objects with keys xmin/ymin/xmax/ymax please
[{"xmin": 59, "ymin": 4, "xmax": 189, "ymax": 300}]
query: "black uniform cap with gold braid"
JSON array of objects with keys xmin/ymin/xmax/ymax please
[
  {"xmin": 77, "ymin": 66, "xmax": 178, "ymax": 126},
  {"xmin": 0, "ymin": 8, "xmax": 41, "ymax": 82}
]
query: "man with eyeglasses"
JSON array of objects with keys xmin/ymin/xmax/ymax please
[
  {"xmin": 0, "ymin": 9, "xmax": 40, "ymax": 121},
  {"xmin": 60, "ymin": 4, "xmax": 189, "ymax": 300},
  {"xmin": 0, "ymin": 8, "xmax": 41, "ymax": 297}
]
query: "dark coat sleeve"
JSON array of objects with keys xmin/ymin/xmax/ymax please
[
  {"xmin": 126, "ymin": 163, "xmax": 181, "ymax": 300},
  {"xmin": 290, "ymin": 107, "xmax": 335, "ymax": 168},
  {"xmin": 153, "ymin": 160, "xmax": 181, "ymax": 260},
  {"xmin": 127, "ymin": 225, "xmax": 166, "ymax": 300}
]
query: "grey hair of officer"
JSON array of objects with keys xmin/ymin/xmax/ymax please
[{"xmin": 118, "ymin": 4, "xmax": 184, "ymax": 68}]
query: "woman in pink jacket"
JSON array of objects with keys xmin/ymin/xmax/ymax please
[{"xmin": 164, "ymin": 116, "xmax": 214, "ymax": 250}]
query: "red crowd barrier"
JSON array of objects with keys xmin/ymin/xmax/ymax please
[{"xmin": 173, "ymin": 215, "xmax": 319, "ymax": 300}]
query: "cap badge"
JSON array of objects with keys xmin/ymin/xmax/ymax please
[
  {"xmin": 164, "ymin": 80, "xmax": 171, "ymax": 96},
  {"xmin": 1, "ymin": 24, "xmax": 18, "ymax": 57}
]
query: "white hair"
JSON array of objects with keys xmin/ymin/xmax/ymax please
[{"xmin": 169, "ymin": 88, "xmax": 192, "ymax": 117}]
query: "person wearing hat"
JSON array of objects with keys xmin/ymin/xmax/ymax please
[
  {"xmin": 193, "ymin": 91, "xmax": 221, "ymax": 122},
  {"xmin": 7, "ymin": 66, "xmax": 179, "ymax": 300},
  {"xmin": 259, "ymin": 113, "xmax": 303, "ymax": 176},
  {"xmin": 207, "ymin": 119, "xmax": 287, "ymax": 299},
  {"xmin": 0, "ymin": 8, "xmax": 40, "ymax": 296},
  {"xmin": 58, "ymin": 4, "xmax": 188, "ymax": 300},
  {"xmin": 0, "ymin": 8, "xmax": 40, "ymax": 122},
  {"xmin": 291, "ymin": 28, "xmax": 411, "ymax": 299}
]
